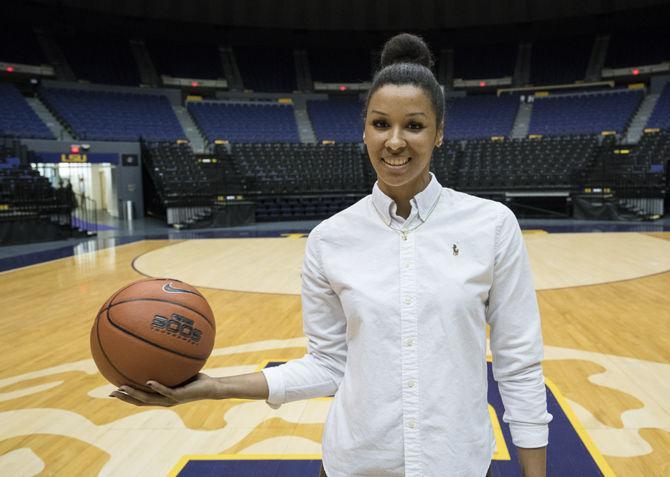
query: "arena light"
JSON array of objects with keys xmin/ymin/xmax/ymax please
[
  {"xmin": 191, "ymin": 81, "xmax": 200, "ymax": 87},
  {"xmin": 479, "ymin": 81, "xmax": 487, "ymax": 87},
  {"xmin": 6, "ymin": 66, "xmax": 14, "ymax": 73},
  {"xmin": 632, "ymin": 68, "xmax": 640, "ymax": 76},
  {"xmin": 339, "ymin": 85, "xmax": 347, "ymax": 91}
]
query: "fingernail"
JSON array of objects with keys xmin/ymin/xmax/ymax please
[{"xmin": 146, "ymin": 381, "xmax": 154, "ymax": 387}]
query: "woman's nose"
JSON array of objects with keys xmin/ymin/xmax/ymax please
[{"xmin": 385, "ymin": 128, "xmax": 406, "ymax": 152}]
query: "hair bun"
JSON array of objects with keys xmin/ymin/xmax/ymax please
[{"xmin": 380, "ymin": 33, "xmax": 434, "ymax": 70}]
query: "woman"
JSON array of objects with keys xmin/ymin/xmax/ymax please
[{"xmin": 112, "ymin": 33, "xmax": 551, "ymax": 477}]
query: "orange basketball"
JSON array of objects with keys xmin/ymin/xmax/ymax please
[{"xmin": 90, "ymin": 278, "xmax": 215, "ymax": 392}]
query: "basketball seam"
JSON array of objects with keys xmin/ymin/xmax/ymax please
[
  {"xmin": 96, "ymin": 308, "xmax": 147, "ymax": 390},
  {"xmin": 105, "ymin": 307, "xmax": 209, "ymax": 361},
  {"xmin": 108, "ymin": 297, "xmax": 215, "ymax": 330}
]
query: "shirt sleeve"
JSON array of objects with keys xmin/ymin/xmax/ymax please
[
  {"xmin": 486, "ymin": 205, "xmax": 553, "ymax": 448},
  {"xmin": 262, "ymin": 225, "xmax": 348, "ymax": 406}
]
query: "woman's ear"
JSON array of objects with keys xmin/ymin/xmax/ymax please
[{"xmin": 435, "ymin": 122, "xmax": 444, "ymax": 147}]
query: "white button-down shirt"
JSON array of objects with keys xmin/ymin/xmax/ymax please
[{"xmin": 263, "ymin": 175, "xmax": 552, "ymax": 477}]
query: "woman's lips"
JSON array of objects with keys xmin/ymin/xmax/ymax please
[{"xmin": 381, "ymin": 156, "xmax": 412, "ymax": 167}]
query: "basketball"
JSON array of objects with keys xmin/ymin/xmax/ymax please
[{"xmin": 90, "ymin": 278, "xmax": 216, "ymax": 392}]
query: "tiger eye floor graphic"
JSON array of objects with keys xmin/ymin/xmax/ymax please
[{"xmin": 1, "ymin": 232, "xmax": 669, "ymax": 476}]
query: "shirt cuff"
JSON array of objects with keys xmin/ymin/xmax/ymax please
[
  {"xmin": 262, "ymin": 366, "xmax": 286, "ymax": 408},
  {"xmin": 509, "ymin": 422, "xmax": 549, "ymax": 448}
]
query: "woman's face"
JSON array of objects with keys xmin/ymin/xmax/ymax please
[{"xmin": 364, "ymin": 84, "xmax": 443, "ymax": 198}]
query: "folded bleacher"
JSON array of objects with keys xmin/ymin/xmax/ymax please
[
  {"xmin": 647, "ymin": 84, "xmax": 670, "ymax": 131},
  {"xmin": 0, "ymin": 84, "xmax": 53, "ymax": 139},
  {"xmin": 307, "ymin": 98, "xmax": 363, "ymax": 142},
  {"xmin": 444, "ymin": 96, "xmax": 519, "ymax": 140},
  {"xmin": 188, "ymin": 101, "xmax": 300, "ymax": 143},
  {"xmin": 39, "ymin": 88, "xmax": 185, "ymax": 141},
  {"xmin": 528, "ymin": 90, "xmax": 643, "ymax": 136}
]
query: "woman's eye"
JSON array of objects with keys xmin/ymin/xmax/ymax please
[
  {"xmin": 372, "ymin": 120, "xmax": 388, "ymax": 128},
  {"xmin": 408, "ymin": 122, "xmax": 424, "ymax": 130}
]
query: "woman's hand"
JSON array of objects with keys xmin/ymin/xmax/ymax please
[{"xmin": 109, "ymin": 373, "xmax": 217, "ymax": 407}]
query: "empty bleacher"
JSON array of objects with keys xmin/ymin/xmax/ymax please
[
  {"xmin": 0, "ymin": 139, "xmax": 80, "ymax": 244},
  {"xmin": 188, "ymin": 101, "xmax": 300, "ymax": 143},
  {"xmin": 528, "ymin": 89, "xmax": 643, "ymax": 136},
  {"xmin": 0, "ymin": 23, "xmax": 46, "ymax": 66},
  {"xmin": 147, "ymin": 40, "xmax": 223, "ymax": 80},
  {"xmin": 309, "ymin": 48, "xmax": 371, "ymax": 83},
  {"xmin": 0, "ymin": 84, "xmax": 54, "ymax": 139},
  {"xmin": 307, "ymin": 98, "xmax": 363, "ymax": 142},
  {"xmin": 530, "ymin": 36, "xmax": 592, "ymax": 85},
  {"xmin": 234, "ymin": 46, "xmax": 297, "ymax": 93},
  {"xmin": 58, "ymin": 34, "xmax": 140, "ymax": 86},
  {"xmin": 457, "ymin": 136, "xmax": 598, "ymax": 191},
  {"xmin": 605, "ymin": 28, "xmax": 670, "ymax": 68},
  {"xmin": 39, "ymin": 87, "xmax": 185, "ymax": 141},
  {"xmin": 444, "ymin": 95, "xmax": 519, "ymax": 140},
  {"xmin": 453, "ymin": 42, "xmax": 517, "ymax": 79}
]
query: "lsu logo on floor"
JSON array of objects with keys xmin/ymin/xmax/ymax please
[{"xmin": 170, "ymin": 362, "xmax": 615, "ymax": 476}]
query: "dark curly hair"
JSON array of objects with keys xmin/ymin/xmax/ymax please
[{"xmin": 365, "ymin": 33, "xmax": 444, "ymax": 127}]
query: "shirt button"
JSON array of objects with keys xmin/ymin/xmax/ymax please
[
  {"xmin": 408, "ymin": 380, "xmax": 416, "ymax": 388},
  {"xmin": 404, "ymin": 296, "xmax": 412, "ymax": 305},
  {"xmin": 403, "ymin": 260, "xmax": 411, "ymax": 269},
  {"xmin": 405, "ymin": 338, "xmax": 415, "ymax": 347},
  {"xmin": 407, "ymin": 419, "xmax": 416, "ymax": 429}
]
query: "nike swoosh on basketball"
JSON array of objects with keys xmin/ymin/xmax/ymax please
[{"xmin": 162, "ymin": 282, "xmax": 193, "ymax": 294}]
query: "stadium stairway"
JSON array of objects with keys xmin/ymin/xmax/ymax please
[
  {"xmin": 25, "ymin": 97, "xmax": 73, "ymax": 141},
  {"xmin": 172, "ymin": 105, "xmax": 206, "ymax": 152},
  {"xmin": 293, "ymin": 103, "xmax": 317, "ymax": 143},
  {"xmin": 511, "ymin": 100, "xmax": 533, "ymax": 138},
  {"xmin": 625, "ymin": 93, "xmax": 661, "ymax": 144}
]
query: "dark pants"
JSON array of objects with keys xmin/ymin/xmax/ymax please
[{"xmin": 319, "ymin": 463, "xmax": 493, "ymax": 476}]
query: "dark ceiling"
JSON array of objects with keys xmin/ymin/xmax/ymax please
[{"xmin": 26, "ymin": 0, "xmax": 670, "ymax": 31}]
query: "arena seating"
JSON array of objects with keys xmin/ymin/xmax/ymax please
[
  {"xmin": 58, "ymin": 34, "xmax": 140, "ymax": 86},
  {"xmin": 528, "ymin": 90, "xmax": 643, "ymax": 136},
  {"xmin": 444, "ymin": 95, "xmax": 519, "ymax": 140},
  {"xmin": 605, "ymin": 28, "xmax": 670, "ymax": 68},
  {"xmin": 147, "ymin": 40, "xmax": 223, "ymax": 79},
  {"xmin": 230, "ymin": 143, "xmax": 367, "ymax": 195},
  {"xmin": 234, "ymin": 46, "xmax": 297, "ymax": 92},
  {"xmin": 0, "ymin": 139, "xmax": 78, "ymax": 244},
  {"xmin": 307, "ymin": 98, "xmax": 363, "ymax": 142},
  {"xmin": 0, "ymin": 84, "xmax": 54, "ymax": 139},
  {"xmin": 430, "ymin": 141, "xmax": 462, "ymax": 188},
  {"xmin": 39, "ymin": 88, "xmax": 185, "ymax": 141},
  {"xmin": 453, "ymin": 43, "xmax": 516, "ymax": 79},
  {"xmin": 647, "ymin": 84, "xmax": 670, "ymax": 130},
  {"xmin": 0, "ymin": 23, "xmax": 46, "ymax": 65},
  {"xmin": 308, "ymin": 48, "xmax": 371, "ymax": 83},
  {"xmin": 188, "ymin": 101, "xmax": 300, "ymax": 143},
  {"xmin": 457, "ymin": 136, "xmax": 598, "ymax": 190},
  {"xmin": 530, "ymin": 36, "xmax": 592, "ymax": 85},
  {"xmin": 142, "ymin": 142, "xmax": 223, "ymax": 205}
]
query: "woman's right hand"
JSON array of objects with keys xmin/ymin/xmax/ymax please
[{"xmin": 109, "ymin": 373, "xmax": 217, "ymax": 407}]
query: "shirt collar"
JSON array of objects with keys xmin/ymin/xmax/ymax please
[{"xmin": 372, "ymin": 173, "xmax": 443, "ymax": 226}]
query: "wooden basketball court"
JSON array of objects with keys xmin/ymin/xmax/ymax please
[{"xmin": 1, "ymin": 230, "xmax": 669, "ymax": 476}]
